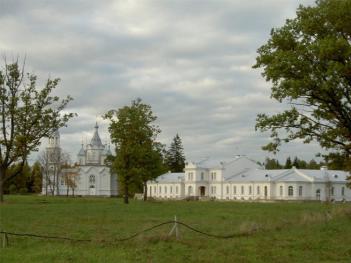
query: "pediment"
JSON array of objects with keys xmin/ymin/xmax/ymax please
[{"xmin": 273, "ymin": 170, "xmax": 313, "ymax": 182}]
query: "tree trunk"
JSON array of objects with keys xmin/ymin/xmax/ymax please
[
  {"xmin": 124, "ymin": 183, "xmax": 129, "ymax": 204},
  {"xmin": 143, "ymin": 182, "xmax": 147, "ymax": 201},
  {"xmin": 0, "ymin": 167, "xmax": 4, "ymax": 203}
]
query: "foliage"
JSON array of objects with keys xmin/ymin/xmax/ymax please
[
  {"xmin": 0, "ymin": 60, "xmax": 75, "ymax": 202},
  {"xmin": 104, "ymin": 98, "xmax": 164, "ymax": 203},
  {"xmin": 265, "ymin": 156, "xmax": 323, "ymax": 170},
  {"xmin": 253, "ymin": 0, "xmax": 351, "ymax": 161},
  {"xmin": 165, "ymin": 134, "xmax": 186, "ymax": 173}
]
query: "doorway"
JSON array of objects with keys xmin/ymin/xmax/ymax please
[
  {"xmin": 89, "ymin": 185, "xmax": 96, "ymax": 196},
  {"xmin": 199, "ymin": 186, "xmax": 206, "ymax": 197}
]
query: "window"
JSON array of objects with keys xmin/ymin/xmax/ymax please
[
  {"xmin": 299, "ymin": 186, "xmax": 303, "ymax": 197},
  {"xmin": 214, "ymin": 173, "xmax": 216, "ymax": 180},
  {"xmin": 211, "ymin": 186, "xmax": 216, "ymax": 195},
  {"xmin": 176, "ymin": 186, "xmax": 178, "ymax": 194},
  {"xmin": 61, "ymin": 179, "xmax": 64, "ymax": 186},
  {"xmin": 159, "ymin": 186, "xmax": 162, "ymax": 194},
  {"xmin": 201, "ymin": 172, "xmax": 204, "ymax": 180},
  {"xmin": 89, "ymin": 175, "xmax": 95, "ymax": 184},
  {"xmin": 264, "ymin": 186, "xmax": 268, "ymax": 197},
  {"xmin": 288, "ymin": 186, "xmax": 293, "ymax": 197},
  {"xmin": 188, "ymin": 186, "xmax": 193, "ymax": 195},
  {"xmin": 149, "ymin": 186, "xmax": 152, "ymax": 195},
  {"xmin": 280, "ymin": 186, "xmax": 283, "ymax": 196},
  {"xmin": 342, "ymin": 187, "xmax": 345, "ymax": 196},
  {"xmin": 164, "ymin": 186, "xmax": 167, "ymax": 194},
  {"xmin": 331, "ymin": 187, "xmax": 334, "ymax": 196},
  {"xmin": 226, "ymin": 185, "xmax": 229, "ymax": 195},
  {"xmin": 241, "ymin": 186, "xmax": 244, "ymax": 195},
  {"xmin": 233, "ymin": 186, "xmax": 237, "ymax": 195},
  {"xmin": 249, "ymin": 186, "xmax": 252, "ymax": 195},
  {"xmin": 316, "ymin": 189, "xmax": 321, "ymax": 200},
  {"xmin": 257, "ymin": 186, "xmax": 260, "ymax": 195},
  {"xmin": 170, "ymin": 186, "xmax": 173, "ymax": 194}
]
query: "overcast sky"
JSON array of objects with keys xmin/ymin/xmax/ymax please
[{"xmin": 0, "ymin": 0, "xmax": 323, "ymax": 164}]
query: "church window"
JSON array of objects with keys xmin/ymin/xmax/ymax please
[
  {"xmin": 249, "ymin": 186, "xmax": 252, "ymax": 195},
  {"xmin": 257, "ymin": 186, "xmax": 260, "ymax": 195},
  {"xmin": 288, "ymin": 186, "xmax": 293, "ymax": 197},
  {"xmin": 89, "ymin": 175, "xmax": 95, "ymax": 184},
  {"xmin": 280, "ymin": 186, "xmax": 283, "ymax": 196},
  {"xmin": 241, "ymin": 186, "xmax": 244, "ymax": 195},
  {"xmin": 233, "ymin": 186, "xmax": 237, "ymax": 195},
  {"xmin": 299, "ymin": 186, "xmax": 303, "ymax": 197},
  {"xmin": 342, "ymin": 187, "xmax": 345, "ymax": 196}
]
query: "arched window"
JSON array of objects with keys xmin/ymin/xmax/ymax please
[
  {"xmin": 89, "ymin": 175, "xmax": 95, "ymax": 184},
  {"xmin": 299, "ymin": 186, "xmax": 303, "ymax": 197},
  {"xmin": 288, "ymin": 186, "xmax": 293, "ymax": 196},
  {"xmin": 316, "ymin": 189, "xmax": 321, "ymax": 200}
]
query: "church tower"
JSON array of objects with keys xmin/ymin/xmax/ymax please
[{"xmin": 47, "ymin": 129, "xmax": 61, "ymax": 164}]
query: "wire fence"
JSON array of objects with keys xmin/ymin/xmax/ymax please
[{"xmin": 1, "ymin": 217, "xmax": 248, "ymax": 247}]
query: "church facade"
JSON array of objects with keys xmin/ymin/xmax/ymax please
[
  {"xmin": 41, "ymin": 124, "xmax": 118, "ymax": 196},
  {"xmin": 147, "ymin": 156, "xmax": 351, "ymax": 202}
]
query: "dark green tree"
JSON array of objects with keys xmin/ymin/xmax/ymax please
[
  {"xmin": 30, "ymin": 161, "xmax": 42, "ymax": 193},
  {"xmin": 104, "ymin": 98, "xmax": 164, "ymax": 204},
  {"xmin": 253, "ymin": 0, "xmax": 351, "ymax": 166},
  {"xmin": 165, "ymin": 134, "xmax": 186, "ymax": 172},
  {"xmin": 0, "ymin": 60, "xmax": 75, "ymax": 202},
  {"xmin": 307, "ymin": 159, "xmax": 320, "ymax": 169},
  {"xmin": 284, "ymin": 157, "xmax": 292, "ymax": 169},
  {"xmin": 264, "ymin": 158, "xmax": 282, "ymax": 169}
]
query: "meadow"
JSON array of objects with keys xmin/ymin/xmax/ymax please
[{"xmin": 0, "ymin": 195, "xmax": 351, "ymax": 263}]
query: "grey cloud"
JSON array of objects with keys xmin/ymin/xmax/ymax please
[{"xmin": 1, "ymin": 0, "xmax": 323, "ymax": 164}]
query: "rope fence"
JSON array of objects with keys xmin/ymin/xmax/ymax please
[{"xmin": 1, "ymin": 216, "xmax": 247, "ymax": 247}]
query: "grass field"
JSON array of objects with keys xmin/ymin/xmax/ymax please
[{"xmin": 0, "ymin": 195, "xmax": 351, "ymax": 263}]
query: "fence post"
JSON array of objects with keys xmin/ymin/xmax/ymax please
[
  {"xmin": 168, "ymin": 215, "xmax": 179, "ymax": 240},
  {"xmin": 2, "ymin": 232, "xmax": 8, "ymax": 248}
]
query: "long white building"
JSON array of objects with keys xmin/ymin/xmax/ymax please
[{"xmin": 147, "ymin": 156, "xmax": 351, "ymax": 201}]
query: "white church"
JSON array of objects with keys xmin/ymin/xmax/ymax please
[
  {"xmin": 41, "ymin": 123, "xmax": 118, "ymax": 196},
  {"xmin": 147, "ymin": 156, "xmax": 351, "ymax": 202}
]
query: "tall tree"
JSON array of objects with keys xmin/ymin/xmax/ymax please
[
  {"xmin": 0, "ymin": 60, "xmax": 75, "ymax": 202},
  {"xmin": 284, "ymin": 157, "xmax": 292, "ymax": 169},
  {"xmin": 165, "ymin": 134, "xmax": 186, "ymax": 172},
  {"xmin": 253, "ymin": 0, "xmax": 351, "ymax": 166},
  {"xmin": 30, "ymin": 161, "xmax": 42, "ymax": 193},
  {"xmin": 104, "ymin": 98, "xmax": 163, "ymax": 204}
]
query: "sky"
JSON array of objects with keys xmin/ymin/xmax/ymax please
[{"xmin": 0, "ymin": 0, "xmax": 323, "ymax": 164}]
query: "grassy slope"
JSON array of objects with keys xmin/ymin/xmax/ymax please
[{"xmin": 0, "ymin": 195, "xmax": 351, "ymax": 263}]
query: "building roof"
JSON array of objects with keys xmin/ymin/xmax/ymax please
[
  {"xmin": 90, "ymin": 122, "xmax": 104, "ymax": 147},
  {"xmin": 78, "ymin": 144, "xmax": 85, "ymax": 156},
  {"xmin": 150, "ymin": 172, "xmax": 184, "ymax": 183}
]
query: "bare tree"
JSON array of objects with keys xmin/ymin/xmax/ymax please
[{"xmin": 38, "ymin": 149, "xmax": 71, "ymax": 196}]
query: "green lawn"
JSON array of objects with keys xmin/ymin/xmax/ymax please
[{"xmin": 0, "ymin": 195, "xmax": 351, "ymax": 263}]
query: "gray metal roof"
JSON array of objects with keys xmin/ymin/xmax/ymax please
[
  {"xmin": 151, "ymin": 172, "xmax": 184, "ymax": 183},
  {"xmin": 90, "ymin": 123, "xmax": 104, "ymax": 147}
]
